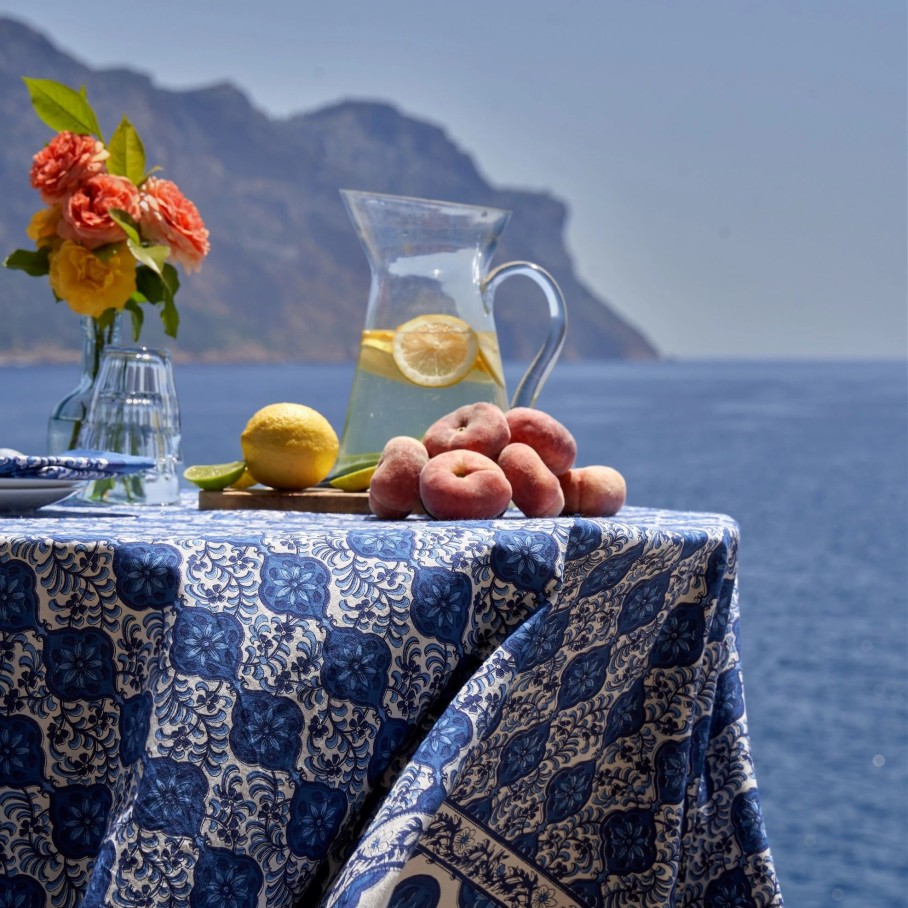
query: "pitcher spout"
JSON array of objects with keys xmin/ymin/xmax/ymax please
[{"xmin": 340, "ymin": 189, "xmax": 511, "ymax": 272}]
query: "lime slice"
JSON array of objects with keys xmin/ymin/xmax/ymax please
[
  {"xmin": 329, "ymin": 465, "xmax": 376, "ymax": 492},
  {"xmin": 184, "ymin": 461, "xmax": 247, "ymax": 491},
  {"xmin": 327, "ymin": 453, "xmax": 382, "ymax": 481}
]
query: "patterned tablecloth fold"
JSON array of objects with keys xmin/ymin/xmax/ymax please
[{"xmin": 0, "ymin": 500, "xmax": 783, "ymax": 908}]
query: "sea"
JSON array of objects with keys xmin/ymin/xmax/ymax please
[{"xmin": 2, "ymin": 358, "xmax": 907, "ymax": 907}]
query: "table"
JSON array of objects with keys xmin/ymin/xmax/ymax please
[{"xmin": 0, "ymin": 497, "xmax": 783, "ymax": 907}]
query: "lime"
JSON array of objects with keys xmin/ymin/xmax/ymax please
[
  {"xmin": 329, "ymin": 465, "xmax": 376, "ymax": 492},
  {"xmin": 184, "ymin": 461, "xmax": 247, "ymax": 491}
]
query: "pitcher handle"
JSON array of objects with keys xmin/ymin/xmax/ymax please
[{"xmin": 482, "ymin": 261, "xmax": 567, "ymax": 408}]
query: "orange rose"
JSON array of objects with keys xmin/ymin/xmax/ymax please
[
  {"xmin": 48, "ymin": 240, "xmax": 137, "ymax": 317},
  {"xmin": 139, "ymin": 176, "xmax": 209, "ymax": 272},
  {"xmin": 29, "ymin": 131, "xmax": 109, "ymax": 205},
  {"xmin": 57, "ymin": 174, "xmax": 141, "ymax": 250}
]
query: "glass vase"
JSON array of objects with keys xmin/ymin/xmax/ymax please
[{"xmin": 47, "ymin": 314, "xmax": 125, "ymax": 455}]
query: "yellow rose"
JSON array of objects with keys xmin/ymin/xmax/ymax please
[
  {"xmin": 26, "ymin": 206, "xmax": 62, "ymax": 246},
  {"xmin": 48, "ymin": 240, "xmax": 137, "ymax": 318}
]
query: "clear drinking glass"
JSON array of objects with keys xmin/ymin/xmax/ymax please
[{"xmin": 76, "ymin": 347, "xmax": 183, "ymax": 505}]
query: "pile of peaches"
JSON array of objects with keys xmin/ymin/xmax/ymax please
[{"xmin": 368, "ymin": 402, "xmax": 626, "ymax": 521}]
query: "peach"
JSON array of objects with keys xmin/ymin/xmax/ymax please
[
  {"xmin": 422, "ymin": 402, "xmax": 511, "ymax": 461},
  {"xmin": 368, "ymin": 436, "xmax": 429, "ymax": 519},
  {"xmin": 505, "ymin": 407, "xmax": 577, "ymax": 475},
  {"xmin": 497, "ymin": 443, "xmax": 565, "ymax": 518},
  {"xmin": 419, "ymin": 450, "xmax": 512, "ymax": 520},
  {"xmin": 559, "ymin": 466, "xmax": 627, "ymax": 517}
]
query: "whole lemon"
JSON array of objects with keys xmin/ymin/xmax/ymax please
[{"xmin": 241, "ymin": 403, "xmax": 339, "ymax": 490}]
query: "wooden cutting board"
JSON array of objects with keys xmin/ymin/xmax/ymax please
[{"xmin": 198, "ymin": 488, "xmax": 374, "ymax": 514}]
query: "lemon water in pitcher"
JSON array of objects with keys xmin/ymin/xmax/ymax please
[{"xmin": 334, "ymin": 190, "xmax": 567, "ymax": 474}]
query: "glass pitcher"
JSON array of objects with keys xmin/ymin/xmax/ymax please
[{"xmin": 335, "ymin": 190, "xmax": 567, "ymax": 473}]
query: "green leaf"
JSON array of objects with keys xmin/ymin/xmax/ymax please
[
  {"xmin": 107, "ymin": 208, "xmax": 142, "ymax": 246},
  {"xmin": 158, "ymin": 264, "xmax": 180, "ymax": 338},
  {"xmin": 135, "ymin": 264, "xmax": 165, "ymax": 302},
  {"xmin": 134, "ymin": 263, "xmax": 180, "ymax": 338},
  {"xmin": 113, "ymin": 210, "xmax": 175, "ymax": 283},
  {"xmin": 135, "ymin": 263, "xmax": 177, "ymax": 301},
  {"xmin": 108, "ymin": 117, "xmax": 146, "ymax": 185},
  {"xmin": 160, "ymin": 296, "xmax": 179, "ymax": 338},
  {"xmin": 3, "ymin": 247, "xmax": 50, "ymax": 276},
  {"xmin": 108, "ymin": 209, "xmax": 142, "ymax": 245},
  {"xmin": 162, "ymin": 263, "xmax": 180, "ymax": 300},
  {"xmin": 95, "ymin": 308, "xmax": 114, "ymax": 329},
  {"xmin": 22, "ymin": 78, "xmax": 102, "ymax": 139},
  {"xmin": 125, "ymin": 298, "xmax": 145, "ymax": 341},
  {"xmin": 128, "ymin": 240, "xmax": 170, "ymax": 276}
]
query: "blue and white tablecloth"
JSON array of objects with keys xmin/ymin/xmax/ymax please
[{"xmin": 0, "ymin": 497, "xmax": 783, "ymax": 907}]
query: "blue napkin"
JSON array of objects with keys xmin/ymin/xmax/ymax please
[{"xmin": 0, "ymin": 450, "xmax": 157, "ymax": 480}]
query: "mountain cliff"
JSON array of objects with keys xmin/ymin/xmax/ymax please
[{"xmin": 0, "ymin": 17, "xmax": 658, "ymax": 363}]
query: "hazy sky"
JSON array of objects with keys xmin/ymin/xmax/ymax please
[{"xmin": 2, "ymin": 0, "xmax": 904, "ymax": 359}]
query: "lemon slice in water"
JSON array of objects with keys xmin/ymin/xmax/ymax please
[{"xmin": 392, "ymin": 314, "xmax": 478, "ymax": 388}]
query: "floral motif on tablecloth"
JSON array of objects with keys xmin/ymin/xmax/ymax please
[
  {"xmin": 260, "ymin": 553, "xmax": 331, "ymax": 620},
  {"xmin": 0, "ymin": 559, "xmax": 39, "ymax": 631},
  {"xmin": 545, "ymin": 759, "xmax": 595, "ymax": 824},
  {"xmin": 0, "ymin": 871, "xmax": 45, "ymax": 908},
  {"xmin": 134, "ymin": 756, "xmax": 209, "ymax": 837},
  {"xmin": 0, "ymin": 715, "xmax": 44, "ymax": 786},
  {"xmin": 490, "ymin": 529, "xmax": 559, "ymax": 593},
  {"xmin": 171, "ymin": 607, "xmax": 245, "ymax": 681},
  {"xmin": 410, "ymin": 567, "xmax": 471, "ymax": 647},
  {"xmin": 287, "ymin": 779, "xmax": 348, "ymax": 860},
  {"xmin": 114, "ymin": 542, "xmax": 181, "ymax": 610},
  {"xmin": 321, "ymin": 627, "xmax": 392, "ymax": 708},
  {"xmin": 43, "ymin": 628, "xmax": 117, "ymax": 700},
  {"xmin": 49, "ymin": 782, "xmax": 113, "ymax": 860},
  {"xmin": 191, "ymin": 845, "xmax": 263, "ymax": 908},
  {"xmin": 229, "ymin": 689, "xmax": 305, "ymax": 771}
]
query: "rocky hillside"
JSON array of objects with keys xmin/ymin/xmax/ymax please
[{"xmin": 0, "ymin": 17, "xmax": 658, "ymax": 363}]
